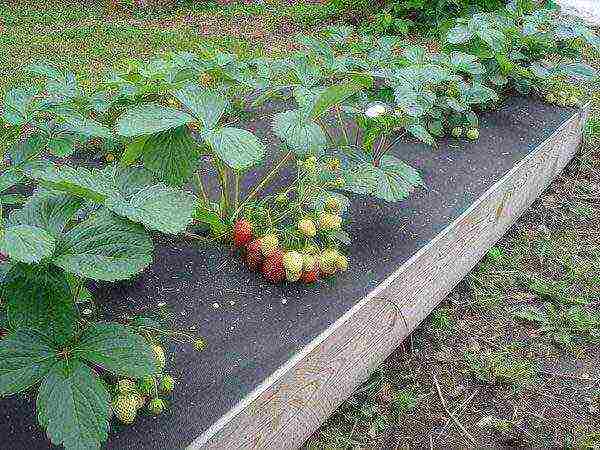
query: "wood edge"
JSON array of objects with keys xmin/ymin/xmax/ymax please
[{"xmin": 188, "ymin": 107, "xmax": 587, "ymax": 450}]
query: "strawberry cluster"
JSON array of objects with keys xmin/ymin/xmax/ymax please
[{"xmin": 232, "ymin": 218, "xmax": 348, "ymax": 285}]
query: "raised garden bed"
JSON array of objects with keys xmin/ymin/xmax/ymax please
[{"xmin": 0, "ymin": 97, "xmax": 587, "ymax": 450}]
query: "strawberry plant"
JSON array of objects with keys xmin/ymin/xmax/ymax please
[
  {"xmin": 1, "ymin": 1, "xmax": 598, "ymax": 448},
  {"xmin": 445, "ymin": 0, "xmax": 599, "ymax": 97}
]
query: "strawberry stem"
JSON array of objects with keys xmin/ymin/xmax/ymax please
[{"xmin": 233, "ymin": 150, "xmax": 293, "ymax": 219}]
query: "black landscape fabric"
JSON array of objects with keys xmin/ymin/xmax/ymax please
[{"xmin": 0, "ymin": 97, "xmax": 579, "ymax": 449}]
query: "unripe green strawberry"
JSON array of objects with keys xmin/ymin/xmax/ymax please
[
  {"xmin": 193, "ymin": 338, "xmax": 207, "ymax": 352},
  {"xmin": 302, "ymin": 253, "xmax": 317, "ymax": 271},
  {"xmin": 545, "ymin": 93, "xmax": 556, "ymax": 104},
  {"xmin": 285, "ymin": 269, "xmax": 302, "ymax": 282},
  {"xmin": 134, "ymin": 394, "xmax": 146, "ymax": 410},
  {"xmin": 152, "ymin": 345, "xmax": 166, "ymax": 371},
  {"xmin": 275, "ymin": 192, "xmax": 288, "ymax": 204},
  {"xmin": 283, "ymin": 251, "xmax": 304, "ymax": 273},
  {"xmin": 303, "ymin": 244, "xmax": 319, "ymax": 255},
  {"xmin": 304, "ymin": 156, "xmax": 317, "ymax": 172},
  {"xmin": 326, "ymin": 157, "xmax": 341, "ymax": 172},
  {"xmin": 137, "ymin": 376, "xmax": 157, "ymax": 395},
  {"xmin": 117, "ymin": 379, "xmax": 137, "ymax": 395},
  {"xmin": 325, "ymin": 197, "xmax": 341, "ymax": 213},
  {"xmin": 113, "ymin": 395, "xmax": 138, "ymax": 424},
  {"xmin": 335, "ymin": 252, "xmax": 349, "ymax": 272},
  {"xmin": 159, "ymin": 375, "xmax": 175, "ymax": 394},
  {"xmin": 319, "ymin": 213, "xmax": 342, "ymax": 231},
  {"xmin": 260, "ymin": 234, "xmax": 279, "ymax": 256},
  {"xmin": 298, "ymin": 218, "xmax": 317, "ymax": 237},
  {"xmin": 319, "ymin": 250, "xmax": 339, "ymax": 276},
  {"xmin": 567, "ymin": 95, "xmax": 579, "ymax": 107},
  {"xmin": 466, "ymin": 128, "xmax": 479, "ymax": 140},
  {"xmin": 148, "ymin": 398, "xmax": 166, "ymax": 416},
  {"xmin": 451, "ymin": 127, "xmax": 463, "ymax": 138}
]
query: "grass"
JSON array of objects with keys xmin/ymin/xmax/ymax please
[{"xmin": 0, "ymin": 0, "xmax": 333, "ymax": 93}]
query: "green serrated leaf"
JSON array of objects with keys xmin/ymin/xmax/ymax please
[
  {"xmin": 72, "ymin": 323, "xmax": 159, "ymax": 377},
  {"xmin": 30, "ymin": 164, "xmax": 196, "ymax": 234},
  {"xmin": 446, "ymin": 25, "xmax": 474, "ymax": 44},
  {"xmin": 106, "ymin": 183, "xmax": 196, "ymax": 234},
  {"xmin": 272, "ymin": 110, "xmax": 327, "ymax": 157},
  {"xmin": 556, "ymin": 63, "xmax": 597, "ymax": 82},
  {"xmin": 405, "ymin": 122, "xmax": 435, "ymax": 146},
  {"xmin": 204, "ymin": 126, "xmax": 265, "ymax": 171},
  {"xmin": 311, "ymin": 83, "xmax": 361, "ymax": 119},
  {"xmin": 37, "ymin": 359, "xmax": 110, "ymax": 450},
  {"xmin": 194, "ymin": 204, "xmax": 227, "ymax": 234},
  {"xmin": 141, "ymin": 126, "xmax": 199, "ymax": 186},
  {"xmin": 174, "ymin": 83, "xmax": 227, "ymax": 129},
  {"xmin": 3, "ymin": 264, "xmax": 77, "ymax": 346},
  {"xmin": 8, "ymin": 134, "xmax": 47, "ymax": 166},
  {"xmin": 0, "ymin": 167, "xmax": 23, "ymax": 193},
  {"xmin": 0, "ymin": 329, "xmax": 58, "ymax": 396},
  {"xmin": 449, "ymin": 52, "xmax": 485, "ymax": 75},
  {"xmin": 376, "ymin": 155, "xmax": 422, "ymax": 202},
  {"xmin": 3, "ymin": 87, "xmax": 38, "ymax": 126},
  {"xmin": 47, "ymin": 136, "xmax": 76, "ymax": 157},
  {"xmin": 120, "ymin": 136, "xmax": 148, "ymax": 166},
  {"xmin": 0, "ymin": 224, "xmax": 56, "ymax": 264},
  {"xmin": 116, "ymin": 104, "xmax": 195, "ymax": 137},
  {"xmin": 463, "ymin": 82, "xmax": 499, "ymax": 105},
  {"xmin": 53, "ymin": 209, "xmax": 153, "ymax": 282},
  {"xmin": 56, "ymin": 111, "xmax": 112, "ymax": 139},
  {"xmin": 6, "ymin": 191, "xmax": 85, "ymax": 238}
]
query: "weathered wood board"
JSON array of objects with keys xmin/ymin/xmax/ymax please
[{"xmin": 0, "ymin": 99, "xmax": 588, "ymax": 450}]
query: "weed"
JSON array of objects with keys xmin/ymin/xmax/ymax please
[{"xmin": 464, "ymin": 348, "xmax": 536, "ymax": 387}]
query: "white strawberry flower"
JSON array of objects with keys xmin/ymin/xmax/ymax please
[{"xmin": 364, "ymin": 102, "xmax": 388, "ymax": 118}]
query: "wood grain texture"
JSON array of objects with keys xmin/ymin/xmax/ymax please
[{"xmin": 189, "ymin": 107, "xmax": 588, "ymax": 450}]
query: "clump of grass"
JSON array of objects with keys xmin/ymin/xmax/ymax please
[
  {"xmin": 429, "ymin": 306, "xmax": 453, "ymax": 332},
  {"xmin": 514, "ymin": 303, "xmax": 600, "ymax": 347},
  {"xmin": 464, "ymin": 348, "xmax": 536, "ymax": 387}
]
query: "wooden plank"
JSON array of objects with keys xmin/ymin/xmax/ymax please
[{"xmin": 188, "ymin": 107, "xmax": 588, "ymax": 450}]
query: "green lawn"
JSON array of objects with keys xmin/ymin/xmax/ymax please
[{"xmin": 0, "ymin": 0, "xmax": 335, "ymax": 92}]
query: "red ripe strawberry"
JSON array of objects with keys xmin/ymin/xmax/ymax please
[
  {"xmin": 246, "ymin": 239, "xmax": 262, "ymax": 254},
  {"xmin": 246, "ymin": 250, "xmax": 264, "ymax": 272},
  {"xmin": 301, "ymin": 269, "xmax": 319, "ymax": 284},
  {"xmin": 233, "ymin": 219, "xmax": 253, "ymax": 247},
  {"xmin": 262, "ymin": 250, "xmax": 285, "ymax": 284}
]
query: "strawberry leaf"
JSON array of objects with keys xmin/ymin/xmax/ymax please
[
  {"xmin": 0, "ymin": 224, "xmax": 56, "ymax": 264},
  {"xmin": 272, "ymin": 110, "xmax": 327, "ymax": 158},
  {"xmin": 116, "ymin": 103, "xmax": 195, "ymax": 136},
  {"xmin": 310, "ymin": 82, "xmax": 361, "ymax": 119},
  {"xmin": 141, "ymin": 125, "xmax": 200, "ymax": 186},
  {"xmin": 30, "ymin": 164, "xmax": 196, "ymax": 234},
  {"xmin": 0, "ymin": 329, "xmax": 59, "ymax": 396},
  {"xmin": 3, "ymin": 87, "xmax": 38, "ymax": 126},
  {"xmin": 203, "ymin": 126, "xmax": 265, "ymax": 171},
  {"xmin": 72, "ymin": 323, "xmax": 159, "ymax": 378},
  {"xmin": 174, "ymin": 83, "xmax": 228, "ymax": 129},
  {"xmin": 36, "ymin": 359, "xmax": 110, "ymax": 450},
  {"xmin": 53, "ymin": 208, "xmax": 153, "ymax": 282},
  {"xmin": 3, "ymin": 264, "xmax": 77, "ymax": 346}
]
